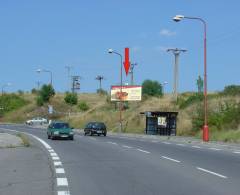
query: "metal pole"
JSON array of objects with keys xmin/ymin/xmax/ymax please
[{"xmin": 120, "ymin": 54, "xmax": 123, "ymax": 133}]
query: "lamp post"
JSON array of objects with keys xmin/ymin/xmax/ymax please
[
  {"xmin": 108, "ymin": 48, "xmax": 123, "ymax": 133},
  {"xmin": 2, "ymin": 83, "xmax": 11, "ymax": 95},
  {"xmin": 173, "ymin": 15, "xmax": 209, "ymax": 142},
  {"xmin": 36, "ymin": 68, "xmax": 53, "ymax": 86}
]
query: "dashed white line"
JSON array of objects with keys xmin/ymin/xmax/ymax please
[
  {"xmin": 161, "ymin": 156, "xmax": 181, "ymax": 163},
  {"xmin": 176, "ymin": 143, "xmax": 185, "ymax": 146},
  {"xmin": 50, "ymin": 152, "xmax": 58, "ymax": 157},
  {"xmin": 52, "ymin": 156, "xmax": 60, "ymax": 160},
  {"xmin": 122, "ymin": 145, "xmax": 132, "ymax": 149},
  {"xmin": 48, "ymin": 149, "xmax": 55, "ymax": 152},
  {"xmin": 209, "ymin": 148, "xmax": 221, "ymax": 151},
  {"xmin": 163, "ymin": 142, "xmax": 171, "ymax": 145},
  {"xmin": 58, "ymin": 191, "xmax": 70, "ymax": 195},
  {"xmin": 233, "ymin": 151, "xmax": 240, "ymax": 154},
  {"xmin": 137, "ymin": 149, "xmax": 151, "ymax": 154},
  {"xmin": 57, "ymin": 178, "xmax": 69, "ymax": 186},
  {"xmin": 192, "ymin": 146, "xmax": 201, "ymax": 149},
  {"xmin": 196, "ymin": 167, "xmax": 227, "ymax": 179},
  {"xmin": 107, "ymin": 141, "xmax": 118, "ymax": 145},
  {"xmin": 56, "ymin": 168, "xmax": 65, "ymax": 174},
  {"xmin": 54, "ymin": 161, "xmax": 62, "ymax": 166}
]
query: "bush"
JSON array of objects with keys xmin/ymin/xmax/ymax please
[
  {"xmin": 78, "ymin": 101, "xmax": 89, "ymax": 111},
  {"xmin": 221, "ymin": 85, "xmax": 240, "ymax": 96},
  {"xmin": 64, "ymin": 92, "xmax": 78, "ymax": 105},
  {"xmin": 0, "ymin": 94, "xmax": 28, "ymax": 116},
  {"xmin": 36, "ymin": 84, "xmax": 55, "ymax": 105},
  {"xmin": 177, "ymin": 93, "xmax": 204, "ymax": 109},
  {"xmin": 142, "ymin": 80, "xmax": 163, "ymax": 97}
]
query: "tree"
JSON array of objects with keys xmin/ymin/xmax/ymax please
[
  {"xmin": 222, "ymin": 85, "xmax": 240, "ymax": 96},
  {"xmin": 36, "ymin": 84, "xmax": 55, "ymax": 106},
  {"xmin": 64, "ymin": 92, "xmax": 78, "ymax": 105},
  {"xmin": 196, "ymin": 75, "xmax": 203, "ymax": 93},
  {"xmin": 142, "ymin": 80, "xmax": 163, "ymax": 97}
]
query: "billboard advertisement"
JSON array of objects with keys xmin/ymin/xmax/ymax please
[{"xmin": 111, "ymin": 85, "xmax": 142, "ymax": 101}]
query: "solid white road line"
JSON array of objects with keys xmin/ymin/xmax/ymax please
[
  {"xmin": 122, "ymin": 145, "xmax": 132, "ymax": 149},
  {"xmin": 52, "ymin": 156, "xmax": 60, "ymax": 160},
  {"xmin": 233, "ymin": 151, "xmax": 240, "ymax": 154},
  {"xmin": 56, "ymin": 168, "xmax": 65, "ymax": 174},
  {"xmin": 54, "ymin": 161, "xmax": 63, "ymax": 166},
  {"xmin": 107, "ymin": 141, "xmax": 118, "ymax": 145},
  {"xmin": 196, "ymin": 167, "xmax": 227, "ymax": 179},
  {"xmin": 57, "ymin": 178, "xmax": 69, "ymax": 186},
  {"xmin": 58, "ymin": 191, "xmax": 70, "ymax": 195},
  {"xmin": 161, "ymin": 156, "xmax": 181, "ymax": 163},
  {"xmin": 209, "ymin": 148, "xmax": 221, "ymax": 151},
  {"xmin": 137, "ymin": 149, "xmax": 151, "ymax": 154},
  {"xmin": 192, "ymin": 146, "xmax": 201, "ymax": 149},
  {"xmin": 163, "ymin": 142, "xmax": 171, "ymax": 145}
]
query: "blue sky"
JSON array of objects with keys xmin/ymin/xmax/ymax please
[{"xmin": 0, "ymin": 0, "xmax": 240, "ymax": 93}]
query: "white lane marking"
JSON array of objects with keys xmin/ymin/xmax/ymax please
[
  {"xmin": 54, "ymin": 161, "xmax": 62, "ymax": 166},
  {"xmin": 233, "ymin": 151, "xmax": 240, "ymax": 154},
  {"xmin": 107, "ymin": 141, "xmax": 118, "ymax": 145},
  {"xmin": 50, "ymin": 152, "xmax": 58, "ymax": 157},
  {"xmin": 209, "ymin": 148, "xmax": 221, "ymax": 151},
  {"xmin": 122, "ymin": 145, "xmax": 132, "ymax": 149},
  {"xmin": 161, "ymin": 156, "xmax": 181, "ymax": 163},
  {"xmin": 58, "ymin": 191, "xmax": 70, "ymax": 195},
  {"xmin": 30, "ymin": 134, "xmax": 52, "ymax": 149},
  {"xmin": 176, "ymin": 143, "xmax": 185, "ymax": 146},
  {"xmin": 57, "ymin": 178, "xmax": 69, "ymax": 186},
  {"xmin": 196, "ymin": 167, "xmax": 227, "ymax": 179},
  {"xmin": 52, "ymin": 156, "xmax": 60, "ymax": 160},
  {"xmin": 48, "ymin": 149, "xmax": 55, "ymax": 153},
  {"xmin": 192, "ymin": 146, "xmax": 201, "ymax": 149},
  {"xmin": 137, "ymin": 149, "xmax": 151, "ymax": 154},
  {"xmin": 163, "ymin": 142, "xmax": 171, "ymax": 145},
  {"xmin": 56, "ymin": 168, "xmax": 65, "ymax": 174}
]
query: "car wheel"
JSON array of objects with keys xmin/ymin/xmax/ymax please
[
  {"xmin": 69, "ymin": 136, "xmax": 74, "ymax": 140},
  {"xmin": 104, "ymin": 133, "xmax": 107, "ymax": 136},
  {"xmin": 90, "ymin": 131, "xmax": 93, "ymax": 136},
  {"xmin": 97, "ymin": 134, "xmax": 100, "ymax": 136},
  {"xmin": 84, "ymin": 132, "xmax": 87, "ymax": 136},
  {"xmin": 47, "ymin": 133, "xmax": 50, "ymax": 139}
]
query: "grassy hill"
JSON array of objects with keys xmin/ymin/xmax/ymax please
[{"xmin": 1, "ymin": 92, "xmax": 240, "ymax": 143}]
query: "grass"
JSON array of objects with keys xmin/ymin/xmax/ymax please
[{"xmin": 17, "ymin": 133, "xmax": 30, "ymax": 147}]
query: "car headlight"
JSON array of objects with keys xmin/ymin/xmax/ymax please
[{"xmin": 54, "ymin": 131, "xmax": 59, "ymax": 135}]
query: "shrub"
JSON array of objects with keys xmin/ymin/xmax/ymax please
[
  {"xmin": 142, "ymin": 80, "xmax": 163, "ymax": 97},
  {"xmin": 36, "ymin": 84, "xmax": 55, "ymax": 105},
  {"xmin": 78, "ymin": 101, "xmax": 89, "ymax": 111},
  {"xmin": 178, "ymin": 93, "xmax": 204, "ymax": 109},
  {"xmin": 64, "ymin": 92, "xmax": 78, "ymax": 105},
  {"xmin": 221, "ymin": 85, "xmax": 240, "ymax": 96}
]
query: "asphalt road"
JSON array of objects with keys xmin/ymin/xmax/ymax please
[{"xmin": 1, "ymin": 124, "xmax": 240, "ymax": 195}]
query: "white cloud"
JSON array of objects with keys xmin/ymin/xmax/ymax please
[{"xmin": 159, "ymin": 29, "xmax": 176, "ymax": 37}]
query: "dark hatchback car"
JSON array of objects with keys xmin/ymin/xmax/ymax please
[{"xmin": 84, "ymin": 122, "xmax": 107, "ymax": 136}]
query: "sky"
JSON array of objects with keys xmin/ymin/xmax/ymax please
[{"xmin": 0, "ymin": 0, "xmax": 240, "ymax": 93}]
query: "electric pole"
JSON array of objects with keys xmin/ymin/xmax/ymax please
[
  {"xmin": 65, "ymin": 65, "xmax": 73, "ymax": 92},
  {"xmin": 129, "ymin": 63, "xmax": 137, "ymax": 85},
  {"xmin": 167, "ymin": 48, "xmax": 187, "ymax": 100},
  {"xmin": 95, "ymin": 75, "xmax": 104, "ymax": 90}
]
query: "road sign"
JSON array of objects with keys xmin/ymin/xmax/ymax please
[{"xmin": 124, "ymin": 47, "xmax": 130, "ymax": 75}]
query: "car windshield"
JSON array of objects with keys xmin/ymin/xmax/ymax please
[
  {"xmin": 92, "ymin": 123, "xmax": 105, "ymax": 128},
  {"xmin": 52, "ymin": 123, "xmax": 69, "ymax": 129}
]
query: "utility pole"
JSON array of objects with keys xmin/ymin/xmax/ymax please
[
  {"xmin": 129, "ymin": 63, "xmax": 137, "ymax": 85},
  {"xmin": 36, "ymin": 81, "xmax": 41, "ymax": 90},
  {"xmin": 65, "ymin": 65, "xmax": 73, "ymax": 92},
  {"xmin": 167, "ymin": 48, "xmax": 187, "ymax": 100},
  {"xmin": 95, "ymin": 75, "xmax": 104, "ymax": 90}
]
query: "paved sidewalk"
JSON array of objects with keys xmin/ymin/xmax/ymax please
[{"xmin": 0, "ymin": 132, "xmax": 54, "ymax": 195}]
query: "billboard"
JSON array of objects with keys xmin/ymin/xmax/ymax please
[{"xmin": 111, "ymin": 85, "xmax": 142, "ymax": 101}]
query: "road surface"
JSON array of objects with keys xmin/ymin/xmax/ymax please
[{"xmin": 0, "ymin": 124, "xmax": 240, "ymax": 195}]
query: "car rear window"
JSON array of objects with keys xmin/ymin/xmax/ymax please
[{"xmin": 52, "ymin": 123, "xmax": 69, "ymax": 129}]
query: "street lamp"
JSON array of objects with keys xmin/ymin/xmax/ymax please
[
  {"xmin": 36, "ymin": 68, "xmax": 53, "ymax": 86},
  {"xmin": 173, "ymin": 14, "xmax": 209, "ymax": 142},
  {"xmin": 108, "ymin": 48, "xmax": 123, "ymax": 133},
  {"xmin": 2, "ymin": 83, "xmax": 11, "ymax": 95}
]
